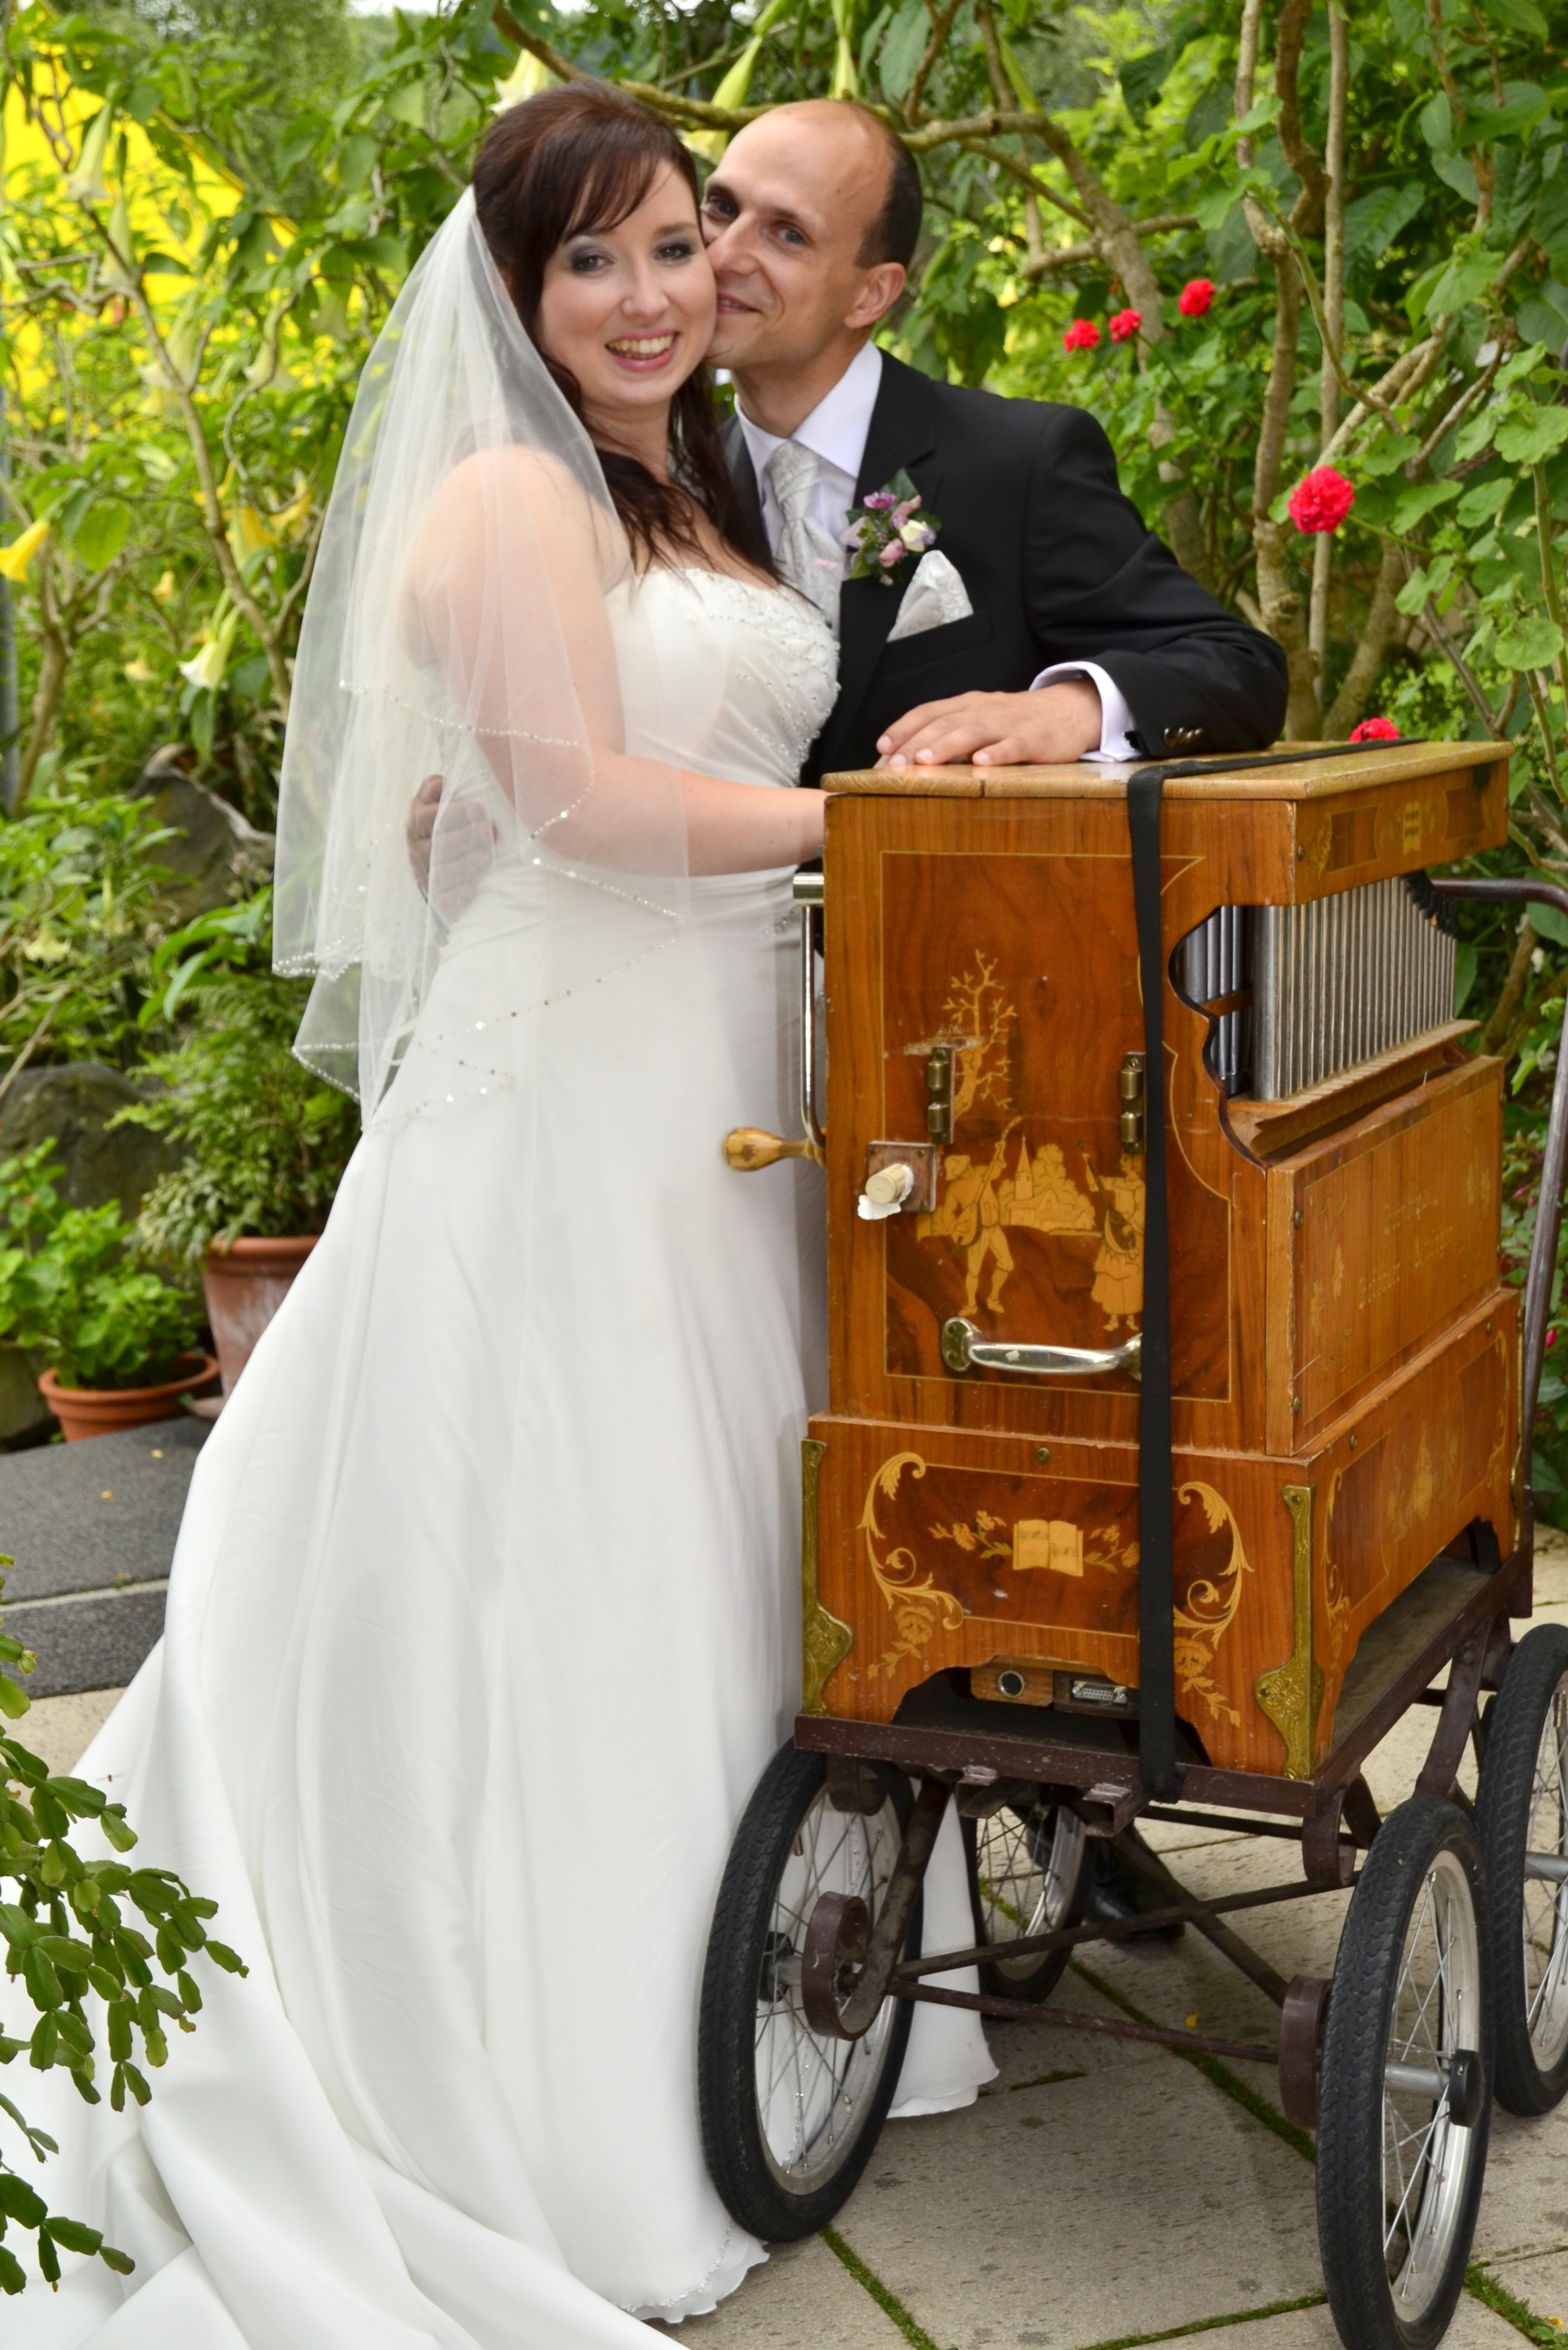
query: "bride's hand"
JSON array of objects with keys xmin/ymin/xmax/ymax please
[{"xmin": 405, "ymin": 774, "xmax": 498, "ymax": 919}]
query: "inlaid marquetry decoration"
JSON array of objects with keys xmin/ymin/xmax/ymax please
[
  {"xmin": 800, "ymin": 1438, "xmax": 853, "ymax": 1716},
  {"xmin": 860, "ymin": 1452, "xmax": 966, "ymax": 1679},
  {"xmin": 908, "ymin": 951, "xmax": 1149, "ymax": 1333},
  {"xmin": 1171, "ymin": 1483, "xmax": 1253, "ymax": 1728}
]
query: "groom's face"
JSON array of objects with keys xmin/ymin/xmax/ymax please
[{"xmin": 701, "ymin": 107, "xmax": 898, "ymax": 373}]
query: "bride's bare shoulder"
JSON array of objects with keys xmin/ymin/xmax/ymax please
[{"xmin": 421, "ymin": 445, "xmax": 612, "ymax": 556}]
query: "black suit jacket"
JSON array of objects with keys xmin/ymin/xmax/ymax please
[{"xmin": 725, "ymin": 353, "xmax": 1288, "ymax": 780}]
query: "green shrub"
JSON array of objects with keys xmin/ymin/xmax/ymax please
[
  {"xmin": 0, "ymin": 1566, "xmax": 246, "ymax": 2294},
  {"xmin": 0, "ymin": 1145, "xmax": 200, "ymax": 1391},
  {"xmin": 121, "ymin": 893, "xmax": 359, "ymax": 1272}
]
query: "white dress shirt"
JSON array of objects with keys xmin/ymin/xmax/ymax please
[{"xmin": 733, "ymin": 343, "xmax": 1138, "ymax": 763}]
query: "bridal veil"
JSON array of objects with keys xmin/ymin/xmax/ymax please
[{"xmin": 274, "ymin": 187, "xmax": 691, "ymax": 1115}]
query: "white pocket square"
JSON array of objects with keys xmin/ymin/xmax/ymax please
[{"xmin": 886, "ymin": 548, "xmax": 974, "ymax": 642}]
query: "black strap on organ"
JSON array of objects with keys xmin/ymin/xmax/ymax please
[{"xmin": 1126, "ymin": 767, "xmax": 1182, "ymax": 1802}]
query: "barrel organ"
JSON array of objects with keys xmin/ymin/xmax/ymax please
[{"xmin": 804, "ymin": 743, "xmax": 1515, "ymax": 1779}]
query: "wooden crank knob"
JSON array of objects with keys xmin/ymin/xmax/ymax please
[{"xmin": 722, "ymin": 1127, "xmax": 825, "ymax": 1171}]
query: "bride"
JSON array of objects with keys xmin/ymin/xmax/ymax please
[{"xmin": 16, "ymin": 84, "xmax": 990, "ymax": 2346}]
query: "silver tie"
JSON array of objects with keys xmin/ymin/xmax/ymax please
[{"xmin": 766, "ymin": 440, "xmax": 843, "ymax": 632}]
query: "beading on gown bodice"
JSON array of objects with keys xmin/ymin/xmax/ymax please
[{"xmin": 611, "ymin": 568, "xmax": 839, "ymax": 792}]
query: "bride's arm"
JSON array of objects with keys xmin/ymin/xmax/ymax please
[{"xmin": 406, "ymin": 451, "xmax": 824, "ymax": 876}]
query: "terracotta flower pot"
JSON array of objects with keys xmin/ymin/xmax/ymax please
[
  {"xmin": 40, "ymin": 1354, "xmax": 220, "ymax": 1443},
  {"xmin": 202, "ymin": 1235, "xmax": 318, "ymax": 1398}
]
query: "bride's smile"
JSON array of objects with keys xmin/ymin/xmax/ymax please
[{"xmin": 536, "ymin": 164, "xmax": 716, "ymax": 464}]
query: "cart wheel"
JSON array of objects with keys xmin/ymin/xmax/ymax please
[
  {"xmin": 964, "ymin": 1799, "xmax": 1090, "ymax": 2000},
  {"xmin": 698, "ymin": 1743, "xmax": 917, "ymax": 2241},
  {"xmin": 1475, "ymin": 1622, "xmax": 1568, "ymax": 2114},
  {"xmin": 1316, "ymin": 1795, "xmax": 1492, "ymax": 2350}
]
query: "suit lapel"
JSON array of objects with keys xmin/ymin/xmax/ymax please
[
  {"xmin": 832, "ymin": 356, "xmax": 942, "ymax": 758},
  {"xmin": 723, "ymin": 415, "xmax": 765, "ymax": 542}
]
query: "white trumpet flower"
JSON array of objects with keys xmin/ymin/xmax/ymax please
[{"xmin": 65, "ymin": 107, "xmax": 113, "ymax": 206}]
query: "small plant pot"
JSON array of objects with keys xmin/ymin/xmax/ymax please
[
  {"xmin": 39, "ymin": 1354, "xmax": 220, "ymax": 1443},
  {"xmin": 202, "ymin": 1235, "xmax": 318, "ymax": 1399}
]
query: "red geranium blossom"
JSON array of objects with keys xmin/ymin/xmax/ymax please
[
  {"xmin": 1288, "ymin": 466, "xmax": 1355, "ymax": 534},
  {"xmin": 1108, "ymin": 307, "xmax": 1142, "ymax": 343},
  {"xmin": 1350, "ymin": 716, "xmax": 1400, "ymax": 743},
  {"xmin": 1063, "ymin": 318, "xmax": 1101, "ymax": 352},
  {"xmin": 1177, "ymin": 278, "xmax": 1214, "ymax": 319}
]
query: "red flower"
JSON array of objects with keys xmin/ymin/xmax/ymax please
[
  {"xmin": 1108, "ymin": 307, "xmax": 1142, "ymax": 343},
  {"xmin": 1063, "ymin": 318, "xmax": 1101, "ymax": 353},
  {"xmin": 1288, "ymin": 466, "xmax": 1355, "ymax": 534},
  {"xmin": 1350, "ymin": 716, "xmax": 1400, "ymax": 743},
  {"xmin": 1177, "ymin": 277, "xmax": 1214, "ymax": 319},
  {"xmin": 1550, "ymin": 1328, "xmax": 1559, "ymax": 1350}
]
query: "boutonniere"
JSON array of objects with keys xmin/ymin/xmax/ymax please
[{"xmin": 843, "ymin": 467, "xmax": 941, "ymax": 587}]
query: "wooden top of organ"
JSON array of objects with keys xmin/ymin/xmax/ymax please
[{"xmin": 803, "ymin": 741, "xmax": 1517, "ymax": 1778}]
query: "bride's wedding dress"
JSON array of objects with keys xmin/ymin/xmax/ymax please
[{"xmin": 16, "ymin": 566, "xmax": 991, "ymax": 2350}]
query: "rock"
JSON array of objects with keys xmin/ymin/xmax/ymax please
[
  {"xmin": 0, "ymin": 1061, "xmax": 178, "ymax": 1219},
  {"xmin": 132, "ymin": 745, "xmax": 274, "ymax": 918},
  {"xmin": 0, "ymin": 1342, "xmax": 54, "ymax": 1450}
]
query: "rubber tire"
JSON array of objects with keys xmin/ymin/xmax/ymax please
[
  {"xmin": 1475, "ymin": 1622, "xmax": 1568, "ymax": 2115},
  {"xmin": 1315, "ymin": 1794, "xmax": 1493, "ymax": 2350},
  {"xmin": 962, "ymin": 1801, "xmax": 1090, "ymax": 2001},
  {"xmin": 697, "ymin": 1743, "xmax": 917, "ymax": 2241}
]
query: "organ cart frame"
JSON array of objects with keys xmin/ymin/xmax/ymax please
[{"xmin": 700, "ymin": 742, "xmax": 1568, "ymax": 2350}]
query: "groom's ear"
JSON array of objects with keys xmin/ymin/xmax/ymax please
[{"xmin": 844, "ymin": 260, "xmax": 906, "ymax": 333}]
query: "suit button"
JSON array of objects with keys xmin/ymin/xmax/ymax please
[{"xmin": 1165, "ymin": 725, "xmax": 1206, "ymax": 752}]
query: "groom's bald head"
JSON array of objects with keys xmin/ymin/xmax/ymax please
[{"xmin": 702, "ymin": 101, "xmax": 921, "ymax": 434}]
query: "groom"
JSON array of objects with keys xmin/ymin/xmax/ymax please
[{"xmin": 701, "ymin": 99, "xmax": 1286, "ymax": 774}]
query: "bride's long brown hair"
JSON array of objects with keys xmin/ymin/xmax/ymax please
[{"xmin": 473, "ymin": 84, "xmax": 773, "ymax": 575}]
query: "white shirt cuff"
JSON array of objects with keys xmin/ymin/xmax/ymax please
[{"xmin": 1031, "ymin": 662, "xmax": 1139, "ymax": 763}]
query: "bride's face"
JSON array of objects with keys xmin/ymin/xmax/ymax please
[{"xmin": 537, "ymin": 165, "xmax": 715, "ymax": 444}]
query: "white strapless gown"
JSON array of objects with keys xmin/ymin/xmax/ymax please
[{"xmin": 14, "ymin": 571, "xmax": 992, "ymax": 2349}]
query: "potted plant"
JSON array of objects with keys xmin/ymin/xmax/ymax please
[
  {"xmin": 0, "ymin": 1144, "xmax": 215, "ymax": 1439},
  {"xmin": 116, "ymin": 890, "xmax": 359, "ymax": 1400}
]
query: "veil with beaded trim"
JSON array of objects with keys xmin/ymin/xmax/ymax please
[{"xmin": 273, "ymin": 187, "xmax": 691, "ymax": 1116}]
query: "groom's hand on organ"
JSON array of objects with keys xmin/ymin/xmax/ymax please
[
  {"xmin": 875, "ymin": 678, "xmax": 1103, "ymax": 771},
  {"xmin": 405, "ymin": 774, "xmax": 496, "ymax": 921}
]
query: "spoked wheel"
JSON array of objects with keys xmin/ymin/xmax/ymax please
[
  {"xmin": 698, "ymin": 1744, "xmax": 917, "ymax": 2239},
  {"xmin": 1316, "ymin": 1795, "xmax": 1492, "ymax": 2350},
  {"xmin": 1476, "ymin": 1622, "xmax": 1568, "ymax": 2113},
  {"xmin": 964, "ymin": 1797, "xmax": 1090, "ymax": 1999}
]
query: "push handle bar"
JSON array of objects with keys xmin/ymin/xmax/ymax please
[
  {"xmin": 940, "ymin": 1316, "xmax": 1142, "ymax": 1382},
  {"xmin": 1433, "ymin": 874, "xmax": 1568, "ymax": 1539}
]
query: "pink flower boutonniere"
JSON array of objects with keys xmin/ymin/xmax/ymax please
[{"xmin": 844, "ymin": 468, "xmax": 941, "ymax": 587}]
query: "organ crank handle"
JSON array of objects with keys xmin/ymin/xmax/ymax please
[
  {"xmin": 940, "ymin": 1317, "xmax": 1142, "ymax": 1383},
  {"xmin": 723, "ymin": 1128, "xmax": 825, "ymax": 1171}
]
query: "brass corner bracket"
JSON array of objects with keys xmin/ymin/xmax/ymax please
[
  {"xmin": 1253, "ymin": 1484, "xmax": 1324, "ymax": 1779},
  {"xmin": 801, "ymin": 1437, "xmax": 853, "ymax": 1715}
]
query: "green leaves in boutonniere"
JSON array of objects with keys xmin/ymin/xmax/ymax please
[{"xmin": 843, "ymin": 467, "xmax": 941, "ymax": 587}]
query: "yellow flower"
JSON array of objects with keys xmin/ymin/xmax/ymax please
[
  {"xmin": 123, "ymin": 655, "xmax": 154, "ymax": 682},
  {"xmin": 271, "ymin": 484, "xmax": 313, "ymax": 539},
  {"xmin": 65, "ymin": 107, "xmax": 113, "ymax": 206},
  {"xmin": 153, "ymin": 570, "xmax": 176, "ymax": 603},
  {"xmin": 492, "ymin": 48, "xmax": 555, "ymax": 112},
  {"xmin": 0, "ymin": 519, "xmax": 50, "ymax": 582},
  {"xmin": 229, "ymin": 505, "xmax": 270, "ymax": 564},
  {"xmin": 178, "ymin": 601, "xmax": 240, "ymax": 694}
]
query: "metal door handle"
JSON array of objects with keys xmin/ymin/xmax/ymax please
[{"xmin": 940, "ymin": 1317, "xmax": 1142, "ymax": 1381}]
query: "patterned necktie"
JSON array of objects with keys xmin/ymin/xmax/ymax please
[{"xmin": 766, "ymin": 440, "xmax": 843, "ymax": 632}]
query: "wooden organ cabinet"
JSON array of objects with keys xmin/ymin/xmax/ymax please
[{"xmin": 800, "ymin": 742, "xmax": 1515, "ymax": 1781}]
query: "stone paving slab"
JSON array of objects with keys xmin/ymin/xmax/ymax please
[
  {"xmin": 833, "ymin": 2050, "xmax": 1322, "ymax": 2350},
  {"xmin": 655, "ymin": 2237, "xmax": 905, "ymax": 2347},
  {"xmin": 0, "ymin": 1415, "xmax": 205, "ymax": 1598},
  {"xmin": 0, "ymin": 1414, "xmax": 206, "ymax": 1694},
  {"xmin": 1489, "ymin": 2248, "xmax": 1568, "ymax": 2333},
  {"xmin": 16, "ymin": 1686, "xmax": 119, "ymax": 1775},
  {"xmin": 1212, "ymin": 2298, "xmax": 1525, "ymax": 2350}
]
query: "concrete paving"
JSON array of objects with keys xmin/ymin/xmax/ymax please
[
  {"xmin": 0, "ymin": 1414, "xmax": 205, "ymax": 1694},
  {"xmin": 12, "ymin": 1507, "xmax": 1568, "ymax": 2350}
]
